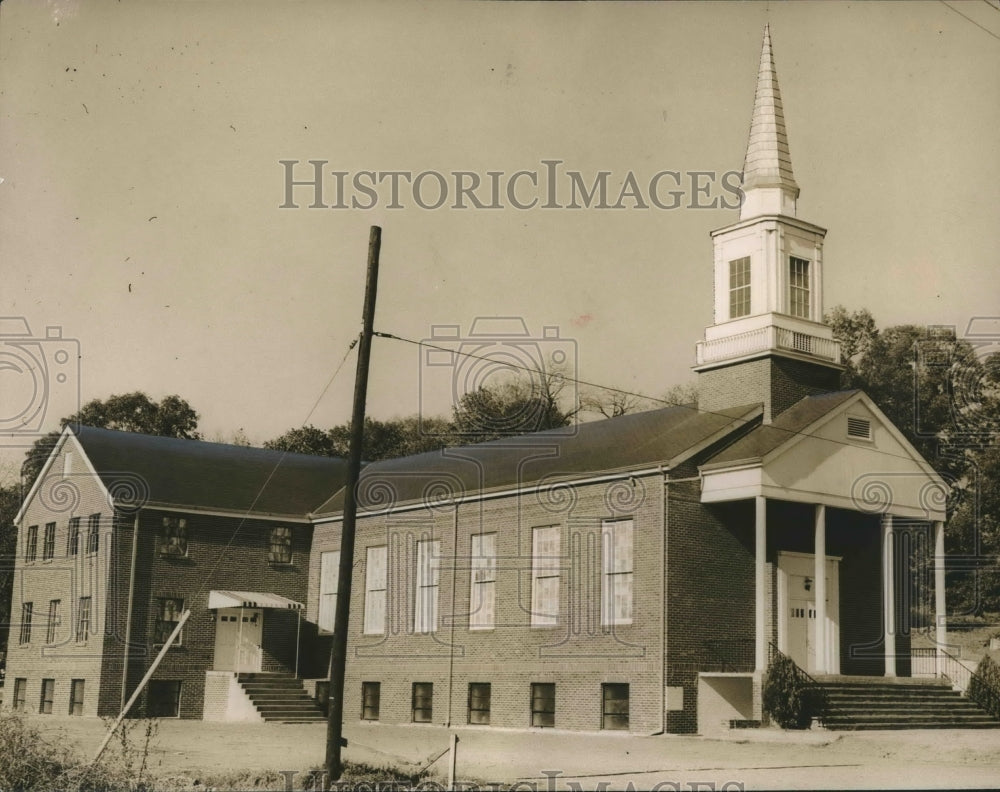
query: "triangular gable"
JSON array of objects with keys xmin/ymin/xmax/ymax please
[
  {"xmin": 701, "ymin": 392, "xmax": 947, "ymax": 521},
  {"xmin": 14, "ymin": 426, "xmax": 112, "ymax": 525}
]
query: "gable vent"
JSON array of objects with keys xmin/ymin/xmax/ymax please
[{"xmin": 847, "ymin": 416, "xmax": 872, "ymax": 440}]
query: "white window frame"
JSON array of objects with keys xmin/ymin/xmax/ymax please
[
  {"xmin": 729, "ymin": 257, "xmax": 751, "ymax": 319},
  {"xmin": 789, "ymin": 256, "xmax": 811, "ymax": 319},
  {"xmin": 414, "ymin": 539, "xmax": 440, "ymax": 634},
  {"xmin": 469, "ymin": 532, "xmax": 497, "ymax": 631},
  {"xmin": 601, "ymin": 519, "xmax": 634, "ymax": 626},
  {"xmin": 319, "ymin": 550, "xmax": 340, "ymax": 634},
  {"xmin": 363, "ymin": 546, "xmax": 388, "ymax": 635},
  {"xmin": 531, "ymin": 526, "xmax": 560, "ymax": 628}
]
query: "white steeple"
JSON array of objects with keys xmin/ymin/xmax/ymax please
[{"xmin": 695, "ymin": 26, "xmax": 843, "ymax": 423}]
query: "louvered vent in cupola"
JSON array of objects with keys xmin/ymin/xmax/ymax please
[{"xmin": 847, "ymin": 416, "xmax": 872, "ymax": 440}]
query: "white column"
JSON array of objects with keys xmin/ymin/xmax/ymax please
[
  {"xmin": 882, "ymin": 514, "xmax": 896, "ymax": 677},
  {"xmin": 755, "ymin": 496, "xmax": 767, "ymax": 672},
  {"xmin": 814, "ymin": 504, "xmax": 827, "ymax": 674},
  {"xmin": 934, "ymin": 520, "xmax": 946, "ymax": 677}
]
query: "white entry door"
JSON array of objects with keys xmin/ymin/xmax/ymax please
[
  {"xmin": 778, "ymin": 552, "xmax": 840, "ymax": 674},
  {"xmin": 213, "ymin": 608, "xmax": 263, "ymax": 672}
]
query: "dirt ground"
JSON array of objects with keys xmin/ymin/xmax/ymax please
[{"xmin": 19, "ymin": 715, "xmax": 1000, "ymax": 790}]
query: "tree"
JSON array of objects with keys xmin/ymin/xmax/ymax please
[
  {"xmin": 21, "ymin": 392, "xmax": 201, "ymax": 487},
  {"xmin": 451, "ymin": 365, "xmax": 578, "ymax": 442},
  {"xmin": 264, "ymin": 425, "xmax": 338, "ymax": 456},
  {"xmin": 266, "ymin": 417, "xmax": 453, "ymax": 462},
  {"xmin": 827, "ymin": 307, "xmax": 1000, "ymax": 617},
  {"xmin": 0, "ymin": 482, "xmax": 22, "ymax": 652}
]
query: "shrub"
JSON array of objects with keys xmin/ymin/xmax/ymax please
[
  {"xmin": 0, "ymin": 711, "xmax": 160, "ymax": 791},
  {"xmin": 969, "ymin": 654, "xmax": 1000, "ymax": 720},
  {"xmin": 762, "ymin": 653, "xmax": 819, "ymax": 729}
]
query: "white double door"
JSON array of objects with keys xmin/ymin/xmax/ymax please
[
  {"xmin": 778, "ymin": 552, "xmax": 840, "ymax": 674},
  {"xmin": 213, "ymin": 608, "xmax": 263, "ymax": 672}
]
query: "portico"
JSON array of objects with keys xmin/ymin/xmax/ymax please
[{"xmin": 699, "ymin": 391, "xmax": 948, "ymax": 681}]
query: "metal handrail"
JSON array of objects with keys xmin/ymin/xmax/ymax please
[{"xmin": 940, "ymin": 648, "xmax": 1000, "ymax": 720}]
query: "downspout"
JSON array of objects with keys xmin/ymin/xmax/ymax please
[
  {"xmin": 120, "ymin": 512, "xmax": 140, "ymax": 710},
  {"xmin": 445, "ymin": 503, "xmax": 459, "ymax": 726}
]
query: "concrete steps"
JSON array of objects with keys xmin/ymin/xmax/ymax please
[
  {"xmin": 815, "ymin": 678, "xmax": 1000, "ymax": 731},
  {"xmin": 237, "ymin": 672, "xmax": 325, "ymax": 723}
]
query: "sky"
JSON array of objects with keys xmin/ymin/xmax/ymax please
[{"xmin": 1, "ymin": 0, "xmax": 998, "ymax": 481}]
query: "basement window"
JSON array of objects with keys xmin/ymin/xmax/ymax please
[
  {"xmin": 361, "ymin": 681, "xmax": 380, "ymax": 721},
  {"xmin": 147, "ymin": 680, "xmax": 182, "ymax": 718},
  {"xmin": 412, "ymin": 682, "xmax": 433, "ymax": 723},
  {"xmin": 602, "ymin": 683, "xmax": 630, "ymax": 730},
  {"xmin": 847, "ymin": 416, "xmax": 872, "ymax": 440},
  {"xmin": 531, "ymin": 682, "xmax": 556, "ymax": 728}
]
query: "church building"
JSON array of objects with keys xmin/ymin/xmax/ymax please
[{"xmin": 5, "ymin": 27, "xmax": 972, "ymax": 734}]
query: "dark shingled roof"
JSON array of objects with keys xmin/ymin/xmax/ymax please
[
  {"xmin": 703, "ymin": 390, "xmax": 860, "ymax": 467},
  {"xmin": 72, "ymin": 425, "xmax": 349, "ymax": 518},
  {"xmin": 314, "ymin": 402, "xmax": 762, "ymax": 516}
]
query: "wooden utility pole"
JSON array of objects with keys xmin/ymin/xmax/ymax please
[{"xmin": 325, "ymin": 225, "xmax": 381, "ymax": 783}]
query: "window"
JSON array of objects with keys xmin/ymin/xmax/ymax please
[
  {"xmin": 469, "ymin": 532, "xmax": 497, "ymax": 630},
  {"xmin": 154, "ymin": 598, "xmax": 184, "ymax": 644},
  {"xmin": 319, "ymin": 550, "xmax": 340, "ymax": 633},
  {"xmin": 531, "ymin": 526, "xmax": 560, "ymax": 627},
  {"xmin": 19, "ymin": 602, "xmax": 32, "ymax": 644},
  {"xmin": 468, "ymin": 683, "xmax": 491, "ymax": 725},
  {"xmin": 411, "ymin": 682, "xmax": 433, "ymax": 723},
  {"xmin": 42, "ymin": 523, "xmax": 56, "ymax": 560},
  {"xmin": 789, "ymin": 257, "xmax": 810, "ymax": 319},
  {"xmin": 12, "ymin": 678, "xmax": 27, "ymax": 711},
  {"xmin": 76, "ymin": 596, "xmax": 91, "ymax": 642},
  {"xmin": 25, "ymin": 525, "xmax": 38, "ymax": 562},
  {"xmin": 67, "ymin": 517, "xmax": 80, "ymax": 556},
  {"xmin": 601, "ymin": 519, "xmax": 634, "ymax": 626},
  {"xmin": 87, "ymin": 514, "xmax": 100, "ymax": 554},
  {"xmin": 39, "ymin": 679, "xmax": 55, "ymax": 714},
  {"xmin": 269, "ymin": 525, "xmax": 293, "ymax": 564},
  {"xmin": 847, "ymin": 416, "xmax": 872, "ymax": 440},
  {"xmin": 147, "ymin": 680, "xmax": 181, "ymax": 718},
  {"xmin": 46, "ymin": 599, "xmax": 61, "ymax": 644},
  {"xmin": 414, "ymin": 539, "xmax": 440, "ymax": 633},
  {"xmin": 531, "ymin": 683, "xmax": 556, "ymax": 728},
  {"xmin": 363, "ymin": 546, "xmax": 388, "ymax": 634},
  {"xmin": 602, "ymin": 683, "xmax": 630, "ymax": 730},
  {"xmin": 159, "ymin": 517, "xmax": 188, "ymax": 557},
  {"xmin": 729, "ymin": 257, "xmax": 751, "ymax": 319},
  {"xmin": 361, "ymin": 681, "xmax": 380, "ymax": 721},
  {"xmin": 69, "ymin": 679, "xmax": 85, "ymax": 716}
]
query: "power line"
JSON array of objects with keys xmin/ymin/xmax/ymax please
[
  {"xmin": 941, "ymin": 0, "xmax": 1000, "ymax": 41},
  {"xmin": 374, "ymin": 329, "xmax": 964, "ymax": 472},
  {"xmin": 193, "ymin": 334, "xmax": 360, "ymax": 600}
]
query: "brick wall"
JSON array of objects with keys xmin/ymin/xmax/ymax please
[
  {"xmin": 5, "ymin": 434, "xmax": 316, "ymax": 721},
  {"xmin": 109, "ymin": 508, "xmax": 313, "ymax": 718},
  {"xmin": 312, "ymin": 469, "xmax": 666, "ymax": 733},
  {"xmin": 698, "ymin": 354, "xmax": 842, "ymax": 422},
  {"xmin": 666, "ymin": 490, "xmax": 755, "ymax": 733},
  {"xmin": 5, "ymin": 436, "xmax": 112, "ymax": 718}
]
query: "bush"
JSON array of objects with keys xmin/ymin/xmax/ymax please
[
  {"xmin": 0, "ymin": 711, "xmax": 160, "ymax": 791},
  {"xmin": 969, "ymin": 654, "xmax": 1000, "ymax": 720},
  {"xmin": 762, "ymin": 653, "xmax": 819, "ymax": 729}
]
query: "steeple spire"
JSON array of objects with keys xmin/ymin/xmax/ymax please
[{"xmin": 740, "ymin": 24, "xmax": 800, "ymax": 219}]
